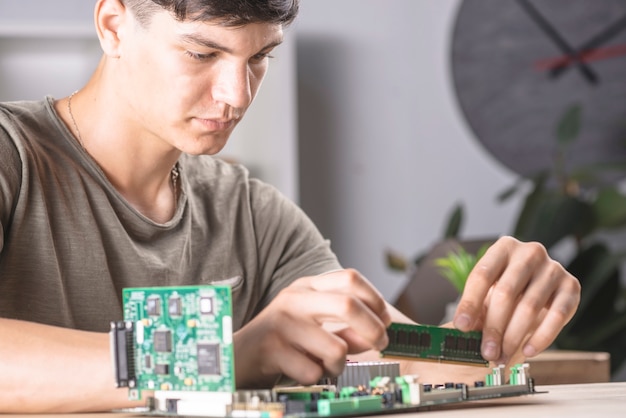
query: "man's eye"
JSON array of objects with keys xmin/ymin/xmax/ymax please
[
  {"xmin": 185, "ymin": 51, "xmax": 216, "ymax": 61},
  {"xmin": 251, "ymin": 52, "xmax": 274, "ymax": 63}
]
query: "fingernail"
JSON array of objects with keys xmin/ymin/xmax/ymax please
[
  {"xmin": 483, "ymin": 341, "xmax": 498, "ymax": 360},
  {"xmin": 454, "ymin": 314, "xmax": 471, "ymax": 331},
  {"xmin": 523, "ymin": 344, "xmax": 536, "ymax": 358}
]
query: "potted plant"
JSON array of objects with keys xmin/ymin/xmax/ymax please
[{"xmin": 388, "ymin": 104, "xmax": 626, "ymax": 377}]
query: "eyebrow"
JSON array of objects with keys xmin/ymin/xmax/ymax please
[{"xmin": 179, "ymin": 33, "xmax": 284, "ymax": 54}]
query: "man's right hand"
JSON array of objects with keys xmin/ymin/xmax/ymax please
[{"xmin": 232, "ymin": 268, "xmax": 391, "ymax": 388}]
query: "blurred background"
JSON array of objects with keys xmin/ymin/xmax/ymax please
[
  {"xmin": 296, "ymin": 0, "xmax": 521, "ymax": 302},
  {"xmin": 2, "ymin": 0, "xmax": 626, "ymax": 381},
  {"xmin": 0, "ymin": 0, "xmax": 518, "ymax": 301}
]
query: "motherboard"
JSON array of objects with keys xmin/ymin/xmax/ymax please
[{"xmin": 110, "ymin": 285, "xmax": 539, "ymax": 417}]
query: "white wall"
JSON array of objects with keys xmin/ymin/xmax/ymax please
[{"xmin": 296, "ymin": 0, "xmax": 523, "ymax": 301}]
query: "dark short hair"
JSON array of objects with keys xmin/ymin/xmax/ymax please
[{"xmin": 122, "ymin": 0, "xmax": 299, "ymax": 27}]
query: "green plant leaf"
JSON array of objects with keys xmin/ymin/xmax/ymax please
[
  {"xmin": 556, "ymin": 104, "xmax": 582, "ymax": 147},
  {"xmin": 556, "ymin": 244, "xmax": 623, "ymax": 343},
  {"xmin": 575, "ymin": 160, "xmax": 626, "ymax": 173},
  {"xmin": 496, "ymin": 178, "xmax": 524, "ymax": 203},
  {"xmin": 511, "ymin": 172, "xmax": 548, "ymax": 238},
  {"xmin": 592, "ymin": 187, "xmax": 626, "ymax": 229},
  {"xmin": 385, "ymin": 250, "xmax": 407, "ymax": 272},
  {"xmin": 434, "ymin": 245, "xmax": 488, "ymax": 294},
  {"xmin": 577, "ymin": 311, "xmax": 626, "ymax": 351},
  {"xmin": 443, "ymin": 203, "xmax": 463, "ymax": 239},
  {"xmin": 570, "ymin": 245, "xmax": 621, "ymax": 314},
  {"xmin": 514, "ymin": 190, "xmax": 595, "ymax": 249},
  {"xmin": 412, "ymin": 251, "xmax": 428, "ymax": 268},
  {"xmin": 569, "ymin": 160, "xmax": 626, "ymax": 186}
]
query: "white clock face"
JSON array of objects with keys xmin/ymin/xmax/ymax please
[{"xmin": 451, "ymin": 0, "xmax": 626, "ymax": 184}]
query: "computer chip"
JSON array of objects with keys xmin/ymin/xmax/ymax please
[
  {"xmin": 155, "ymin": 363, "xmax": 170, "ymax": 375},
  {"xmin": 154, "ymin": 330, "xmax": 172, "ymax": 353},
  {"xmin": 168, "ymin": 297, "xmax": 182, "ymax": 317},
  {"xmin": 147, "ymin": 296, "xmax": 161, "ymax": 316},
  {"xmin": 197, "ymin": 343, "xmax": 221, "ymax": 375}
]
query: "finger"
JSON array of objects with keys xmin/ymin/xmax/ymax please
[
  {"xmin": 479, "ymin": 242, "xmax": 549, "ymax": 361},
  {"xmin": 499, "ymin": 262, "xmax": 563, "ymax": 360},
  {"xmin": 522, "ymin": 276, "xmax": 580, "ymax": 358},
  {"xmin": 453, "ymin": 237, "xmax": 512, "ymax": 332},
  {"xmin": 290, "ymin": 325, "xmax": 348, "ymax": 381},
  {"xmin": 333, "ymin": 327, "xmax": 377, "ymax": 354},
  {"xmin": 315, "ymin": 269, "xmax": 391, "ymax": 324},
  {"xmin": 266, "ymin": 318, "xmax": 348, "ymax": 384},
  {"xmin": 300, "ymin": 269, "xmax": 391, "ymax": 326},
  {"xmin": 272, "ymin": 345, "xmax": 326, "ymax": 386},
  {"xmin": 276, "ymin": 285, "xmax": 389, "ymax": 351}
]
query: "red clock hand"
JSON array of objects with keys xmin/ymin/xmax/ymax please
[
  {"xmin": 535, "ymin": 43, "xmax": 626, "ymax": 72},
  {"xmin": 517, "ymin": 0, "xmax": 599, "ymax": 85},
  {"xmin": 549, "ymin": 14, "xmax": 626, "ymax": 78}
]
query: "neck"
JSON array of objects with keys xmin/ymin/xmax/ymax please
[{"xmin": 57, "ymin": 74, "xmax": 183, "ymax": 223}]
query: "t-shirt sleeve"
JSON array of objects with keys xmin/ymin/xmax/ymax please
[
  {"xmin": 249, "ymin": 179, "xmax": 342, "ymax": 312},
  {"xmin": 0, "ymin": 124, "xmax": 22, "ymax": 253}
]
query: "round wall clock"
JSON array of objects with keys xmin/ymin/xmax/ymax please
[{"xmin": 451, "ymin": 0, "xmax": 626, "ymax": 184}]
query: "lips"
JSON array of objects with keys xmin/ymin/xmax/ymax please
[{"xmin": 194, "ymin": 117, "xmax": 237, "ymax": 131}]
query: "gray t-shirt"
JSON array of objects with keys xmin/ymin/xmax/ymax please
[{"xmin": 0, "ymin": 97, "xmax": 341, "ymax": 332}]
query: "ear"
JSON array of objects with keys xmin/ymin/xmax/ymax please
[{"xmin": 94, "ymin": 0, "xmax": 128, "ymax": 58}]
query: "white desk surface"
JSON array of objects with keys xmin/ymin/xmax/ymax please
[{"xmin": 21, "ymin": 382, "xmax": 626, "ymax": 418}]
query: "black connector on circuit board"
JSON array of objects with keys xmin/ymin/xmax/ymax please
[
  {"xmin": 110, "ymin": 321, "xmax": 137, "ymax": 388},
  {"xmin": 381, "ymin": 323, "xmax": 488, "ymax": 366}
]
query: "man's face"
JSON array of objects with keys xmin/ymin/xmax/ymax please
[{"xmin": 115, "ymin": 8, "xmax": 284, "ymax": 155}]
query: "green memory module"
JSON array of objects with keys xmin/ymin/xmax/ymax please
[{"xmin": 381, "ymin": 322, "xmax": 488, "ymax": 366}]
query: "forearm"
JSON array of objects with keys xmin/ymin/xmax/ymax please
[{"xmin": 0, "ymin": 318, "xmax": 145, "ymax": 413}]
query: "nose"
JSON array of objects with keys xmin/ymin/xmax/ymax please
[{"xmin": 211, "ymin": 62, "xmax": 252, "ymax": 111}]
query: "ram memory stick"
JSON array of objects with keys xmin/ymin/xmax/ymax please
[{"xmin": 381, "ymin": 323, "xmax": 489, "ymax": 366}]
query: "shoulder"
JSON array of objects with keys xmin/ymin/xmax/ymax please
[
  {"xmin": 0, "ymin": 98, "xmax": 63, "ymax": 155},
  {"xmin": 0, "ymin": 96, "xmax": 68, "ymax": 161},
  {"xmin": 0, "ymin": 101, "xmax": 44, "ymax": 174},
  {"xmin": 0, "ymin": 101, "xmax": 44, "ymax": 222},
  {"xmin": 0, "ymin": 98, "xmax": 54, "ymax": 133}
]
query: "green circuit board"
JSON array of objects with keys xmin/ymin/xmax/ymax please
[
  {"xmin": 112, "ymin": 285, "xmax": 235, "ymax": 398},
  {"xmin": 381, "ymin": 322, "xmax": 488, "ymax": 366},
  {"xmin": 110, "ymin": 286, "xmax": 539, "ymax": 417}
]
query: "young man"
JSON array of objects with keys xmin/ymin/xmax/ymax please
[{"xmin": 0, "ymin": 0, "xmax": 580, "ymax": 413}]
